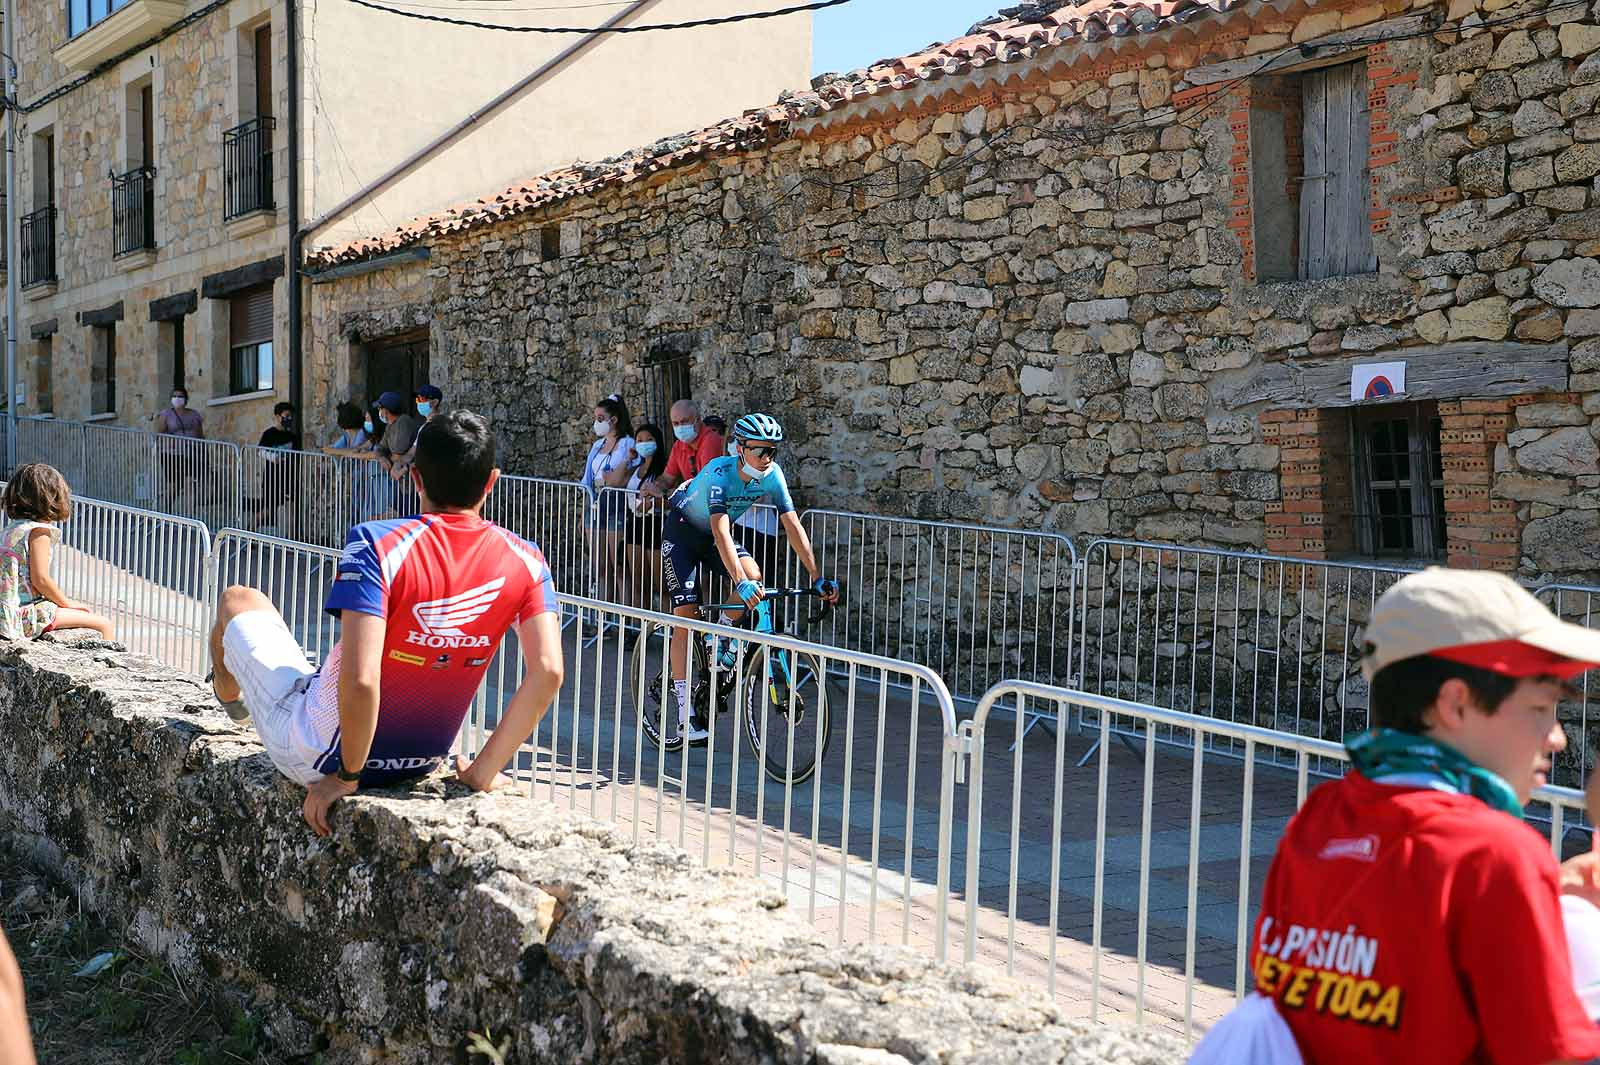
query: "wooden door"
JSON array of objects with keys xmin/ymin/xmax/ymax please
[
  {"xmin": 367, "ymin": 337, "xmax": 428, "ymax": 406},
  {"xmin": 255, "ymin": 26, "xmax": 273, "ymax": 120},
  {"xmin": 140, "ymin": 85, "xmax": 154, "ymax": 168}
]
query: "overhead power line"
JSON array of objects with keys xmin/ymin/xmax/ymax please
[{"xmin": 342, "ymin": 0, "xmax": 850, "ymax": 32}]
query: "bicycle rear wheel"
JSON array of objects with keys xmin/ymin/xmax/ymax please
[{"xmin": 742, "ymin": 646, "xmax": 830, "ymax": 785}]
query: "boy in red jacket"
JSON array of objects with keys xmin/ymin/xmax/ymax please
[{"xmin": 1248, "ymin": 568, "xmax": 1600, "ymax": 1065}]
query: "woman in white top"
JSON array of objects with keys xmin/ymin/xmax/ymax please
[{"xmin": 579, "ymin": 394, "xmax": 636, "ymax": 614}]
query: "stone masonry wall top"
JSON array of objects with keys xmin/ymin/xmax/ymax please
[{"xmin": 0, "ymin": 636, "xmax": 1184, "ymax": 1063}]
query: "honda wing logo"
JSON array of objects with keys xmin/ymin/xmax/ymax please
[{"xmin": 407, "ymin": 578, "xmax": 505, "ymax": 649}]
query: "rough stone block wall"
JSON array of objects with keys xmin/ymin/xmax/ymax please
[
  {"xmin": 296, "ymin": 0, "xmax": 1600, "ymax": 581},
  {"xmin": 0, "ymin": 636, "xmax": 1184, "ymax": 1064},
  {"xmin": 305, "ymin": 257, "xmax": 437, "ymax": 432}
]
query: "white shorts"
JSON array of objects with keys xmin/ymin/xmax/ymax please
[{"xmin": 222, "ymin": 610, "xmax": 336, "ymax": 786}]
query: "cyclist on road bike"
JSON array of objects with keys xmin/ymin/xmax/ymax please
[{"xmin": 660, "ymin": 412, "xmax": 839, "ymax": 742}]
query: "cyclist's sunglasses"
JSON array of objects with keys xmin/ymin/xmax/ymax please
[{"xmin": 738, "ymin": 441, "xmax": 779, "ymax": 460}]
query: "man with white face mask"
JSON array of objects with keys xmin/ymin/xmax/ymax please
[
  {"xmin": 647, "ymin": 399, "xmax": 725, "ymax": 501},
  {"xmin": 153, "ymin": 387, "xmax": 205, "ymax": 512}
]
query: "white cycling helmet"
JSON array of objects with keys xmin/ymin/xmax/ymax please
[{"xmin": 733, "ymin": 412, "xmax": 784, "ymax": 444}]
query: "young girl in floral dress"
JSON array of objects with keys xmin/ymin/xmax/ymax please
[{"xmin": 0, "ymin": 464, "xmax": 115, "ymax": 641}]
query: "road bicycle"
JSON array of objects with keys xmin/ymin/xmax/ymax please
[{"xmin": 629, "ymin": 586, "xmax": 839, "ymax": 785}]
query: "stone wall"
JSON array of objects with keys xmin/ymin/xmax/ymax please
[
  {"xmin": 305, "ymin": 255, "xmax": 436, "ymax": 433},
  {"xmin": 307, "ymin": 0, "xmax": 1600, "ymax": 581},
  {"xmin": 0, "ymin": 635, "xmax": 1183, "ymax": 1064}
]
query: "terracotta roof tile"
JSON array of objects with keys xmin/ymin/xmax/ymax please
[{"xmin": 308, "ymin": 0, "xmax": 1233, "ymax": 268}]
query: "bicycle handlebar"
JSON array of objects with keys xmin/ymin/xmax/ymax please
[{"xmin": 709, "ymin": 584, "xmax": 846, "ymax": 624}]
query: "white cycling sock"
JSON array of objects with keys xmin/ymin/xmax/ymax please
[{"xmin": 674, "ymin": 680, "xmax": 690, "ymax": 724}]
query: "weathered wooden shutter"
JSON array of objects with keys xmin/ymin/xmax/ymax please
[{"xmin": 1299, "ymin": 61, "xmax": 1375, "ymax": 280}]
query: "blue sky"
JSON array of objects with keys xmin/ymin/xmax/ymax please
[{"xmin": 811, "ymin": 0, "xmax": 1006, "ymax": 75}]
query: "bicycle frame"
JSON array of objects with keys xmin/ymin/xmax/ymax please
[{"xmin": 706, "ymin": 588, "xmax": 826, "ymax": 697}]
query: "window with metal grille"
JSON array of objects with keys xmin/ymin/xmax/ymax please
[
  {"xmin": 642, "ymin": 339, "xmax": 692, "ymax": 428},
  {"xmin": 90, "ymin": 325, "xmax": 116, "ymax": 415},
  {"xmin": 1350, "ymin": 402, "xmax": 1445, "ymax": 559},
  {"xmin": 1251, "ymin": 59, "xmax": 1375, "ymax": 282},
  {"xmin": 229, "ymin": 286, "xmax": 273, "ymax": 395}
]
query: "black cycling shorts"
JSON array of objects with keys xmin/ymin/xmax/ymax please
[{"xmin": 660, "ymin": 511, "xmax": 751, "ymax": 608}]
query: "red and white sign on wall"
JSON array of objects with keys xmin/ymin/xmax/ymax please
[{"xmin": 1351, "ymin": 361, "xmax": 1407, "ymax": 402}]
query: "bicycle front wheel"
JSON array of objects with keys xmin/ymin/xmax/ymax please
[
  {"xmin": 742, "ymin": 646, "xmax": 830, "ymax": 785},
  {"xmin": 630, "ymin": 620, "xmax": 684, "ymax": 754}
]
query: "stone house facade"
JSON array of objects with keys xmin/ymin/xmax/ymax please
[
  {"xmin": 5, "ymin": 0, "xmax": 809, "ymax": 444},
  {"xmin": 306, "ymin": 0, "xmax": 1600, "ymax": 582}
]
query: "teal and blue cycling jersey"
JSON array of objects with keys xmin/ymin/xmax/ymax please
[{"xmin": 669, "ymin": 455, "xmax": 795, "ymax": 534}]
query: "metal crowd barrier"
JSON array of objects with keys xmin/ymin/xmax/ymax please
[
  {"xmin": 581, "ymin": 491, "xmax": 1072, "ymax": 713},
  {"xmin": 1538, "ymin": 584, "xmax": 1600, "ymax": 790},
  {"xmin": 16, "ymin": 416, "xmax": 89, "ymax": 486},
  {"xmin": 13, "ymin": 474, "xmax": 1600, "ymax": 1042},
  {"xmin": 48, "ymin": 494, "xmax": 213, "ymax": 676},
  {"xmin": 800, "ymin": 510, "xmax": 1077, "ymax": 705},
  {"xmin": 1076, "ymin": 540, "xmax": 1416, "ymax": 773},
  {"xmin": 959, "ymin": 679, "xmax": 1591, "ymax": 1040},
  {"xmin": 484, "ymin": 475, "xmax": 592, "ymax": 598},
  {"xmin": 148, "ymin": 434, "xmax": 246, "ymax": 532},
  {"xmin": 480, "ymin": 593, "xmax": 964, "ymax": 958},
  {"xmin": 1075, "ymin": 541, "xmax": 1600, "ymax": 791},
  {"xmin": 208, "ymin": 529, "xmax": 344, "ymax": 668}
]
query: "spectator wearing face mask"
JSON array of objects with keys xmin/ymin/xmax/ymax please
[
  {"xmin": 622, "ymin": 421, "xmax": 669, "ymax": 619},
  {"xmin": 249, "ymin": 402, "xmax": 303, "ymax": 536},
  {"xmin": 324, "ymin": 401, "xmax": 385, "ymax": 523},
  {"xmin": 579, "ymin": 394, "xmax": 636, "ymax": 619},
  {"xmin": 390, "ymin": 384, "xmax": 444, "ymax": 475},
  {"xmin": 414, "ymin": 384, "xmax": 443, "ymax": 421},
  {"xmin": 645, "ymin": 399, "xmax": 725, "ymax": 502},
  {"xmin": 152, "ymin": 387, "xmax": 205, "ymax": 513},
  {"xmin": 373, "ymin": 392, "xmax": 420, "ymax": 479}
]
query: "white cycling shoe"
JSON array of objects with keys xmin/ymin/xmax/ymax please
[{"xmin": 677, "ymin": 702, "xmax": 709, "ymax": 745}]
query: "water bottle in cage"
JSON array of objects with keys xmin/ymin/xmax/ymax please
[{"xmin": 703, "ymin": 631, "xmax": 739, "ymax": 671}]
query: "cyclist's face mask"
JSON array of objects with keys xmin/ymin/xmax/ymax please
[{"xmin": 737, "ymin": 441, "xmax": 776, "ymax": 480}]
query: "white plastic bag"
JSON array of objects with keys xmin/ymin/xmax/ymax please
[
  {"xmin": 1564, "ymin": 895, "xmax": 1600, "ymax": 1021},
  {"xmin": 1188, "ymin": 993, "xmax": 1304, "ymax": 1065}
]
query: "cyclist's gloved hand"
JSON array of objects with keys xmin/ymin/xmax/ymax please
[
  {"xmin": 736, "ymin": 579, "xmax": 764, "ymax": 608},
  {"xmin": 813, "ymin": 578, "xmax": 840, "ymax": 603}
]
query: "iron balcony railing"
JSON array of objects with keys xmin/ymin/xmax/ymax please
[
  {"xmin": 20, "ymin": 205, "xmax": 56, "ymax": 288},
  {"xmin": 112, "ymin": 167, "xmax": 156, "ymax": 257},
  {"xmin": 223, "ymin": 116, "xmax": 275, "ymax": 221}
]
